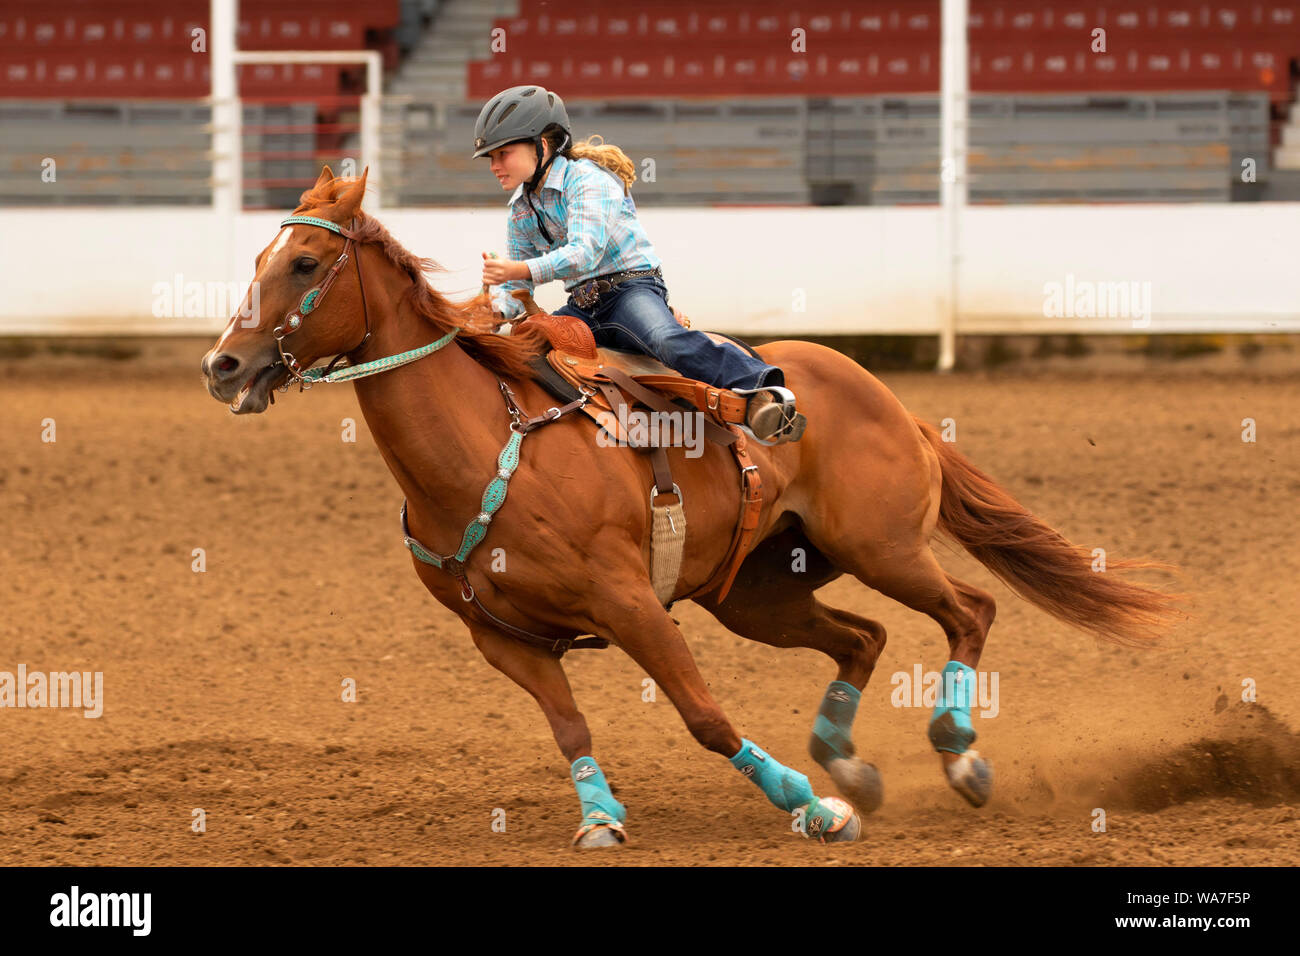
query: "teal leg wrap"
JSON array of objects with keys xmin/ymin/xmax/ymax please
[
  {"xmin": 571, "ymin": 757, "xmax": 626, "ymax": 826},
  {"xmin": 809, "ymin": 680, "xmax": 860, "ymax": 767},
  {"xmin": 730, "ymin": 739, "xmax": 814, "ymax": 812},
  {"xmin": 928, "ymin": 660, "xmax": 977, "ymax": 754}
]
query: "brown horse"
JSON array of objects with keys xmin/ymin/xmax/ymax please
[{"xmin": 201, "ymin": 168, "xmax": 1180, "ymax": 848}]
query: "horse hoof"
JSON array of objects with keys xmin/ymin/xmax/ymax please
[
  {"xmin": 804, "ymin": 796, "xmax": 861, "ymax": 843},
  {"xmin": 828, "ymin": 757, "xmax": 883, "ymax": 815},
  {"xmin": 573, "ymin": 822, "xmax": 627, "ymax": 849},
  {"xmin": 944, "ymin": 749, "xmax": 993, "ymax": 807}
]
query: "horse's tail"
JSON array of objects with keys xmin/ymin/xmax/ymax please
[{"xmin": 914, "ymin": 417, "xmax": 1185, "ymax": 647}]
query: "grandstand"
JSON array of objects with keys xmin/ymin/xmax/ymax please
[{"xmin": 2, "ymin": 1, "xmax": 1298, "ymax": 207}]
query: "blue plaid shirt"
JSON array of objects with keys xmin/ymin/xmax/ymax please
[{"xmin": 491, "ymin": 154, "xmax": 661, "ymax": 320}]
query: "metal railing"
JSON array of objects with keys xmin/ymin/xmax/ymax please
[{"xmin": 0, "ymin": 91, "xmax": 1270, "ymax": 208}]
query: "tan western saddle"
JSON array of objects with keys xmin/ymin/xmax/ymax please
[{"xmin": 505, "ymin": 290, "xmax": 763, "ymax": 606}]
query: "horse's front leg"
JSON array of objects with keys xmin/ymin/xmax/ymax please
[
  {"xmin": 591, "ymin": 585, "xmax": 861, "ymax": 844},
  {"xmin": 466, "ymin": 622, "xmax": 627, "ymax": 848}
]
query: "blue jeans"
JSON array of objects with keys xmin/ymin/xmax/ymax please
[{"xmin": 550, "ymin": 275, "xmax": 783, "ymax": 391}]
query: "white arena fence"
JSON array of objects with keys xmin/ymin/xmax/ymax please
[{"xmin": 2, "ymin": 202, "xmax": 1298, "ymax": 337}]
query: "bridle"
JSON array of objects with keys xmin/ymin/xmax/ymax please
[
  {"xmin": 272, "ymin": 214, "xmax": 373, "ymax": 390},
  {"xmin": 232, "ymin": 211, "xmax": 460, "ymax": 401}
]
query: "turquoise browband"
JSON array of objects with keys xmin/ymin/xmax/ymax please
[{"xmin": 280, "ymin": 215, "xmax": 345, "ymax": 234}]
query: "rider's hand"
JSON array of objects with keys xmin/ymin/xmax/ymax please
[
  {"xmin": 671, "ymin": 306, "xmax": 691, "ymax": 329},
  {"xmin": 482, "ymin": 252, "xmax": 527, "ymax": 286}
]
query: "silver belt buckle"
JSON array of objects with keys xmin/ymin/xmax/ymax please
[{"xmin": 573, "ymin": 279, "xmax": 607, "ymax": 309}]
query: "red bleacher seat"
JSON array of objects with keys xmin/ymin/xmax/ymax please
[
  {"xmin": 972, "ymin": 41, "xmax": 1290, "ymax": 98},
  {"xmin": 471, "ymin": 46, "xmax": 940, "ymax": 98},
  {"xmin": 237, "ymin": 64, "xmax": 347, "ymax": 97},
  {"xmin": 2, "ymin": 0, "xmax": 1295, "ymax": 101},
  {"xmin": 0, "ymin": 0, "xmax": 399, "ymax": 97},
  {"xmin": 2, "ymin": 52, "xmax": 208, "ymax": 97},
  {"xmin": 469, "ymin": 1, "xmax": 1297, "ymax": 101},
  {"xmin": 0, "ymin": 11, "xmax": 207, "ymax": 51}
]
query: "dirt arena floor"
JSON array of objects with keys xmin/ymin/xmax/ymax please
[{"xmin": 2, "ymin": 340, "xmax": 1298, "ymax": 867}]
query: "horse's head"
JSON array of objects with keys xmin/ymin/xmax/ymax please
[{"xmin": 201, "ymin": 165, "xmax": 371, "ymax": 414}]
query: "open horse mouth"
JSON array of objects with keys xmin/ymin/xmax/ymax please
[{"xmin": 229, "ymin": 361, "xmax": 288, "ymax": 415}]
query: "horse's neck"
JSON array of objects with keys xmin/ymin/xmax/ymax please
[{"xmin": 349, "ymin": 269, "xmax": 507, "ymax": 525}]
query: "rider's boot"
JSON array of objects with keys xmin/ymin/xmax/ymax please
[{"xmin": 739, "ymin": 386, "xmax": 807, "ymax": 445}]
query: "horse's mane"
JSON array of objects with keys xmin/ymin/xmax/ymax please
[{"xmin": 295, "ymin": 179, "xmax": 551, "ymax": 382}]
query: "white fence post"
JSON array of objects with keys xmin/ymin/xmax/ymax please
[
  {"xmin": 938, "ymin": 0, "xmax": 969, "ymax": 371},
  {"xmin": 210, "ymin": 0, "xmax": 240, "ymax": 297}
]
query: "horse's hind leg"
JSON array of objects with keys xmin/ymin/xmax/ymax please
[
  {"xmin": 693, "ymin": 526, "xmax": 887, "ymax": 814},
  {"xmin": 466, "ymin": 622, "xmax": 626, "ymax": 848},
  {"xmin": 797, "ymin": 421, "xmax": 998, "ymax": 806},
  {"xmin": 817, "ymin": 539, "xmax": 998, "ymax": 807}
]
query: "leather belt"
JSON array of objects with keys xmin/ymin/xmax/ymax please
[{"xmin": 570, "ymin": 266, "xmax": 662, "ymax": 309}]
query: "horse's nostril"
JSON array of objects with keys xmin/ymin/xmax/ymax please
[{"xmin": 215, "ymin": 355, "xmax": 239, "ymax": 375}]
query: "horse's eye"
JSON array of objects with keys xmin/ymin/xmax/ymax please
[{"xmin": 294, "ymin": 258, "xmax": 318, "ymax": 274}]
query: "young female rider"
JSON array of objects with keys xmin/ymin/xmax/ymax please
[{"xmin": 474, "ymin": 84, "xmax": 803, "ymax": 444}]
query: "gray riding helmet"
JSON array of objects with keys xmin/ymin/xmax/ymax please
[{"xmin": 472, "ymin": 85, "xmax": 571, "ymax": 159}]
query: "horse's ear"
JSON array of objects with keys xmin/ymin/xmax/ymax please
[
  {"xmin": 296, "ymin": 165, "xmax": 338, "ymax": 210},
  {"xmin": 332, "ymin": 166, "xmax": 369, "ymax": 223}
]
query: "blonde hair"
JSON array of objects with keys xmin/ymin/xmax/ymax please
[{"xmin": 545, "ymin": 131, "xmax": 636, "ymax": 195}]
